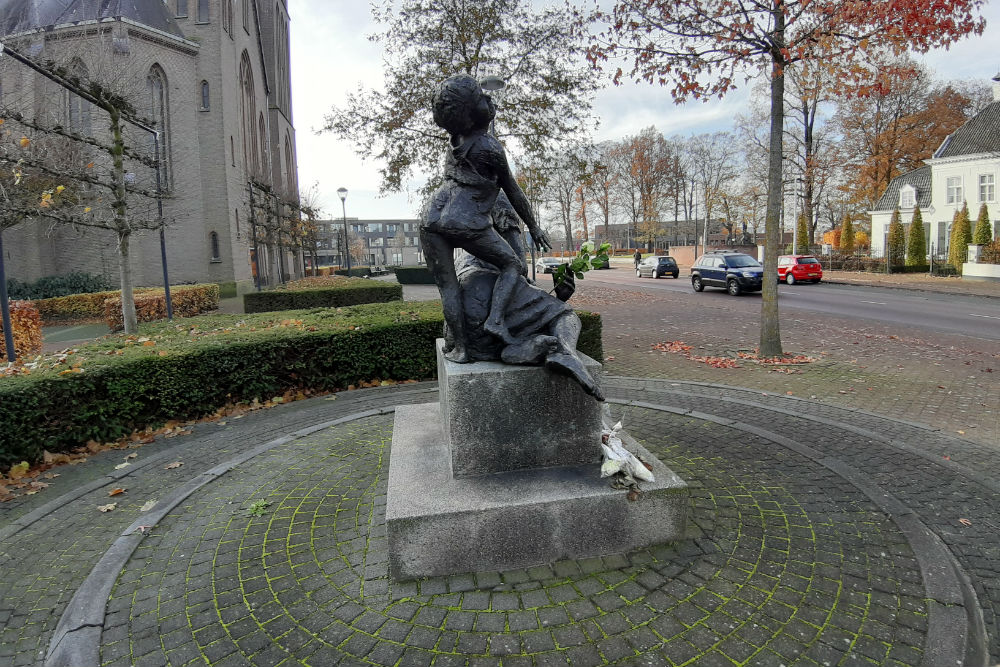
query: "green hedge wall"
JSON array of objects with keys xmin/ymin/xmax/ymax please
[
  {"xmin": 243, "ymin": 281, "xmax": 402, "ymax": 313},
  {"xmin": 395, "ymin": 266, "xmax": 435, "ymax": 284},
  {"xmin": 0, "ymin": 303, "xmax": 603, "ymax": 467}
]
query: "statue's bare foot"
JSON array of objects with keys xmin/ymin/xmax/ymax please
[
  {"xmin": 484, "ymin": 317, "xmax": 516, "ymax": 345},
  {"xmin": 545, "ymin": 352, "xmax": 605, "ymax": 401},
  {"xmin": 444, "ymin": 346, "xmax": 470, "ymax": 363}
]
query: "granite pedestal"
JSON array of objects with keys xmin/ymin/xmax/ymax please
[{"xmin": 386, "ymin": 341, "xmax": 689, "ymax": 580}]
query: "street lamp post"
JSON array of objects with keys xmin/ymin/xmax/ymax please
[{"xmin": 337, "ymin": 187, "xmax": 350, "ymax": 274}]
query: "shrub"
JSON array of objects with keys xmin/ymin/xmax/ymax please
[
  {"xmin": 795, "ymin": 214, "xmax": 810, "ymax": 254},
  {"xmin": 6, "ymin": 272, "xmax": 111, "ymax": 300},
  {"xmin": 244, "ymin": 276, "xmax": 401, "ymax": 313},
  {"xmin": 947, "ymin": 202, "xmax": 972, "ymax": 273},
  {"xmin": 982, "ymin": 240, "xmax": 1000, "ymax": 265},
  {"xmin": 0, "ymin": 301, "xmax": 42, "ymax": 361},
  {"xmin": 334, "ymin": 267, "xmax": 372, "ymax": 278},
  {"xmin": 104, "ymin": 284, "xmax": 220, "ymax": 331},
  {"xmin": 841, "ymin": 217, "xmax": 856, "ymax": 253},
  {"xmin": 973, "ymin": 203, "xmax": 993, "ymax": 245},
  {"xmin": 0, "ymin": 302, "xmax": 603, "ymax": 466},
  {"xmin": 575, "ymin": 310, "xmax": 602, "ymax": 362},
  {"xmin": 906, "ymin": 207, "xmax": 926, "ymax": 266},
  {"xmin": 217, "ymin": 281, "xmax": 237, "ymax": 299},
  {"xmin": 395, "ymin": 266, "xmax": 435, "ymax": 285},
  {"xmin": 35, "ymin": 289, "xmax": 127, "ymax": 324},
  {"xmin": 887, "ymin": 209, "xmax": 906, "ymax": 269}
]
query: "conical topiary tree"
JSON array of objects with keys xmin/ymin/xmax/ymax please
[
  {"xmin": 947, "ymin": 201, "xmax": 972, "ymax": 272},
  {"xmin": 973, "ymin": 202, "xmax": 993, "ymax": 245},
  {"xmin": 795, "ymin": 213, "xmax": 810, "ymax": 254},
  {"xmin": 906, "ymin": 206, "xmax": 926, "ymax": 267},
  {"xmin": 887, "ymin": 208, "xmax": 906, "ymax": 269},
  {"xmin": 841, "ymin": 215, "xmax": 856, "ymax": 254}
]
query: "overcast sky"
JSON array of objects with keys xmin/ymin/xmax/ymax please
[{"xmin": 288, "ymin": 1, "xmax": 1000, "ymax": 223}]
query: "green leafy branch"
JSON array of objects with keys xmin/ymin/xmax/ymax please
[{"xmin": 552, "ymin": 241, "xmax": 611, "ymax": 290}]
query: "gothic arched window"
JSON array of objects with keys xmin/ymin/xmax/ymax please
[
  {"xmin": 238, "ymin": 51, "xmax": 258, "ymax": 175},
  {"xmin": 147, "ymin": 65, "xmax": 171, "ymax": 188},
  {"xmin": 210, "ymin": 231, "xmax": 221, "ymax": 261},
  {"xmin": 200, "ymin": 81, "xmax": 210, "ymax": 110},
  {"xmin": 67, "ymin": 60, "xmax": 92, "ymax": 136}
]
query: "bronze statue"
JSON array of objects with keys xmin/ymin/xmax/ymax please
[
  {"xmin": 422, "ymin": 75, "xmax": 601, "ymax": 400},
  {"xmin": 420, "ymin": 75, "xmax": 551, "ymax": 363}
]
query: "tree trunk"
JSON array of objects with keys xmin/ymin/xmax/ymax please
[
  {"xmin": 760, "ymin": 9, "xmax": 785, "ymax": 358},
  {"xmin": 110, "ymin": 108, "xmax": 138, "ymax": 334}
]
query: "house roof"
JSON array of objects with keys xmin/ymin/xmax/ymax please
[
  {"xmin": 0, "ymin": 0, "xmax": 185, "ymax": 39},
  {"xmin": 873, "ymin": 164, "xmax": 932, "ymax": 212},
  {"xmin": 933, "ymin": 100, "xmax": 1000, "ymax": 159}
]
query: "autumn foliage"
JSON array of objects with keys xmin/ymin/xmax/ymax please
[
  {"xmin": 103, "ymin": 284, "xmax": 220, "ymax": 331},
  {"xmin": 0, "ymin": 301, "xmax": 42, "ymax": 362}
]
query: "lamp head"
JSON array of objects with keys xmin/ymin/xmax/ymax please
[{"xmin": 337, "ymin": 187, "xmax": 348, "ymax": 202}]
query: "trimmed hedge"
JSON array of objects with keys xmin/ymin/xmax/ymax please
[
  {"xmin": 576, "ymin": 311, "xmax": 603, "ymax": 362},
  {"xmin": 34, "ymin": 289, "xmax": 125, "ymax": 323},
  {"xmin": 0, "ymin": 301, "xmax": 42, "ymax": 361},
  {"xmin": 334, "ymin": 267, "xmax": 373, "ymax": 278},
  {"xmin": 395, "ymin": 266, "xmax": 435, "ymax": 284},
  {"xmin": 104, "ymin": 284, "xmax": 220, "ymax": 331},
  {"xmin": 0, "ymin": 302, "xmax": 603, "ymax": 467},
  {"xmin": 244, "ymin": 277, "xmax": 402, "ymax": 313}
]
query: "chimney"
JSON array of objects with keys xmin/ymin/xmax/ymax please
[{"xmin": 994, "ymin": 73, "xmax": 1000, "ymax": 102}]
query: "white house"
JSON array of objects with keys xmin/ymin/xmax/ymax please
[{"xmin": 869, "ymin": 76, "xmax": 1000, "ymax": 256}]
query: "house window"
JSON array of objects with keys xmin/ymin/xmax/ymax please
[
  {"xmin": 979, "ymin": 174, "xmax": 995, "ymax": 202},
  {"xmin": 66, "ymin": 61, "xmax": 92, "ymax": 136},
  {"xmin": 200, "ymin": 81, "xmax": 210, "ymax": 110},
  {"xmin": 899, "ymin": 186, "xmax": 915, "ymax": 209},
  {"xmin": 210, "ymin": 231, "xmax": 221, "ymax": 261},
  {"xmin": 946, "ymin": 176, "xmax": 963, "ymax": 204},
  {"xmin": 198, "ymin": 0, "xmax": 209, "ymax": 22},
  {"xmin": 176, "ymin": 0, "xmax": 188, "ymax": 16}
]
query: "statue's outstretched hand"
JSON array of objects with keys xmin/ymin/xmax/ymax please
[{"xmin": 531, "ymin": 228, "xmax": 553, "ymax": 253}]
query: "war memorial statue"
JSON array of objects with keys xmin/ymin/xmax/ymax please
[{"xmin": 385, "ymin": 75, "xmax": 688, "ymax": 580}]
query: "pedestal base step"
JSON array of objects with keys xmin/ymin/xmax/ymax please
[{"xmin": 386, "ymin": 403, "xmax": 689, "ymax": 581}]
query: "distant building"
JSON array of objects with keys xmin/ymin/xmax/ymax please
[
  {"xmin": 314, "ymin": 219, "xmax": 423, "ymax": 268},
  {"xmin": 0, "ymin": 0, "xmax": 299, "ymax": 290},
  {"xmin": 870, "ymin": 75, "xmax": 1000, "ymax": 256}
]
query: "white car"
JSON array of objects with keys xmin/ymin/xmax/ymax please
[{"xmin": 535, "ymin": 257, "xmax": 565, "ymax": 274}]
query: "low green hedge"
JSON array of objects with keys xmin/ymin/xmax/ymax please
[
  {"xmin": 395, "ymin": 266, "xmax": 435, "ymax": 284},
  {"xmin": 334, "ymin": 267, "xmax": 373, "ymax": 278},
  {"xmin": 244, "ymin": 278, "xmax": 402, "ymax": 313},
  {"xmin": 0, "ymin": 303, "xmax": 604, "ymax": 468}
]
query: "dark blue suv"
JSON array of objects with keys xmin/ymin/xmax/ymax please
[{"xmin": 690, "ymin": 251, "xmax": 763, "ymax": 296}]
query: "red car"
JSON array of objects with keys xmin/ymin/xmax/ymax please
[{"xmin": 777, "ymin": 255, "xmax": 823, "ymax": 284}]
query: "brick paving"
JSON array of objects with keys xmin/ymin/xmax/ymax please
[{"xmin": 2, "ymin": 278, "xmax": 999, "ymax": 666}]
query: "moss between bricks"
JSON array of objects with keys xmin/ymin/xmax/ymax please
[{"xmin": 0, "ymin": 302, "xmax": 602, "ymax": 467}]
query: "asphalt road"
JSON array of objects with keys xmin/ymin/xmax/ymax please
[{"xmin": 582, "ymin": 266, "xmax": 1000, "ymax": 341}]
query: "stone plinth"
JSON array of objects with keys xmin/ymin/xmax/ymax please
[
  {"xmin": 386, "ymin": 403, "xmax": 689, "ymax": 580},
  {"xmin": 437, "ymin": 339, "xmax": 603, "ymax": 477}
]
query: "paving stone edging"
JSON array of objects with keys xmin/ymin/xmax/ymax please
[
  {"xmin": 44, "ymin": 407, "xmax": 397, "ymax": 667},
  {"xmin": 608, "ymin": 397, "xmax": 989, "ymax": 667}
]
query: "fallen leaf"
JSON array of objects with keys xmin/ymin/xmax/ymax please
[
  {"xmin": 139, "ymin": 500, "xmax": 157, "ymax": 512},
  {"xmin": 135, "ymin": 525, "xmax": 153, "ymax": 534},
  {"xmin": 164, "ymin": 461, "xmax": 183, "ymax": 469},
  {"xmin": 125, "ymin": 453, "xmax": 138, "ymax": 460},
  {"xmin": 7, "ymin": 461, "xmax": 30, "ymax": 480},
  {"xmin": 98, "ymin": 503, "xmax": 117, "ymax": 512},
  {"xmin": 108, "ymin": 488, "xmax": 126, "ymax": 496},
  {"xmin": 114, "ymin": 462, "xmax": 131, "ymax": 470},
  {"xmin": 959, "ymin": 518, "xmax": 972, "ymax": 526},
  {"xmin": 957, "ymin": 430, "xmax": 966, "ymax": 435}
]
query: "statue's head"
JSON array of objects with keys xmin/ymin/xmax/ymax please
[{"xmin": 432, "ymin": 75, "xmax": 495, "ymax": 135}]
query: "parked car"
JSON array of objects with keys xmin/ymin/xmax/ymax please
[
  {"xmin": 535, "ymin": 257, "xmax": 564, "ymax": 274},
  {"xmin": 636, "ymin": 255, "xmax": 679, "ymax": 279},
  {"xmin": 690, "ymin": 251, "xmax": 763, "ymax": 296},
  {"xmin": 778, "ymin": 255, "xmax": 823, "ymax": 284}
]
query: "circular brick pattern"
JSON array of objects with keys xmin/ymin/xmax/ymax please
[{"xmin": 101, "ymin": 408, "xmax": 931, "ymax": 667}]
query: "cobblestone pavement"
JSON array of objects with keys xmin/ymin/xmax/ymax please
[{"xmin": 2, "ymin": 376, "xmax": 999, "ymax": 666}]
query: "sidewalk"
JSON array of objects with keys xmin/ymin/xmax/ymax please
[
  {"xmin": 2, "ymin": 379, "xmax": 997, "ymax": 666},
  {"xmin": 5, "ymin": 274, "xmax": 998, "ymax": 666}
]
